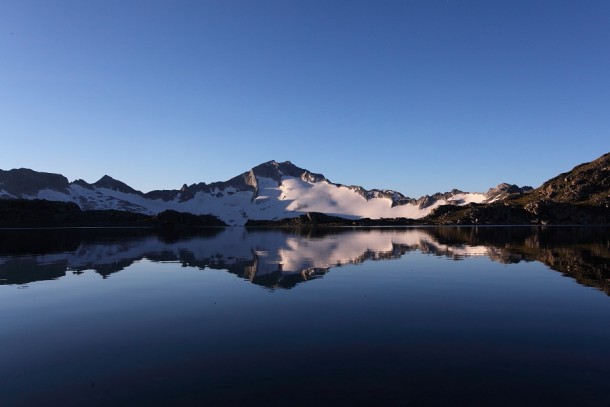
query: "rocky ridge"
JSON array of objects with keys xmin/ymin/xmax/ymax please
[
  {"xmin": 521, "ymin": 152, "xmax": 610, "ymax": 206},
  {"xmin": 1, "ymin": 153, "xmax": 608, "ymax": 225},
  {"xmin": 0, "ymin": 159, "xmax": 524, "ymax": 225},
  {"xmin": 423, "ymin": 152, "xmax": 610, "ymax": 225}
]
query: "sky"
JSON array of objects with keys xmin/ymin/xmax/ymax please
[{"xmin": 1, "ymin": 0, "xmax": 609, "ymax": 198}]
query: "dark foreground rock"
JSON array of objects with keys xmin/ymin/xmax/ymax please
[
  {"xmin": 246, "ymin": 212, "xmax": 421, "ymax": 227},
  {"xmin": 423, "ymin": 201, "xmax": 610, "ymax": 225},
  {"xmin": 246, "ymin": 212, "xmax": 357, "ymax": 227},
  {"xmin": 152, "ymin": 209, "xmax": 227, "ymax": 228},
  {"xmin": 245, "ymin": 200, "xmax": 610, "ymax": 227},
  {"xmin": 522, "ymin": 151, "xmax": 610, "ymax": 206},
  {"xmin": 0, "ymin": 199, "xmax": 226, "ymax": 228}
]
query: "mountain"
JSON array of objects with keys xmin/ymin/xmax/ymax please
[
  {"xmin": 0, "ymin": 160, "xmax": 525, "ymax": 226},
  {"xmin": 0, "ymin": 168, "xmax": 70, "ymax": 196},
  {"xmin": 420, "ymin": 152, "xmax": 610, "ymax": 225},
  {"xmin": 485, "ymin": 183, "xmax": 534, "ymax": 202},
  {"xmin": 92, "ymin": 175, "xmax": 144, "ymax": 196},
  {"xmin": 516, "ymin": 152, "xmax": 610, "ymax": 206},
  {"xmin": 0, "ymin": 156, "xmax": 598, "ymax": 226}
]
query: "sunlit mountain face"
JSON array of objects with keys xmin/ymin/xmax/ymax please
[
  {"xmin": 4, "ymin": 152, "xmax": 610, "ymax": 226},
  {"xmin": 0, "ymin": 161, "xmax": 530, "ymax": 226},
  {"xmin": 1, "ymin": 226, "xmax": 608, "ymax": 293}
]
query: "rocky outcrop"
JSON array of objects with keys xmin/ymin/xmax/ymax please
[
  {"xmin": 301, "ymin": 170, "xmax": 327, "ymax": 183},
  {"xmin": 425, "ymin": 201, "xmax": 610, "ymax": 225},
  {"xmin": 522, "ymin": 152, "xmax": 610, "ymax": 206},
  {"xmin": 423, "ymin": 152, "xmax": 610, "ymax": 225},
  {"xmin": 0, "ymin": 168, "xmax": 70, "ymax": 197},
  {"xmin": 258, "ymin": 160, "xmax": 326, "ymax": 183},
  {"xmin": 72, "ymin": 179, "xmax": 94, "ymax": 190},
  {"xmin": 485, "ymin": 183, "xmax": 533, "ymax": 202},
  {"xmin": 345, "ymin": 185, "xmax": 414, "ymax": 206},
  {"xmin": 92, "ymin": 175, "xmax": 144, "ymax": 196},
  {"xmin": 416, "ymin": 195, "xmax": 438, "ymax": 209},
  {"xmin": 523, "ymin": 200, "xmax": 610, "ymax": 224},
  {"xmin": 424, "ymin": 203, "xmax": 533, "ymax": 225},
  {"xmin": 145, "ymin": 188, "xmax": 181, "ymax": 202}
]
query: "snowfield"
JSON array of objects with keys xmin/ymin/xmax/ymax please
[
  {"xmin": 2, "ymin": 160, "xmax": 521, "ymax": 226},
  {"xmin": 30, "ymin": 174, "xmax": 490, "ymax": 226}
]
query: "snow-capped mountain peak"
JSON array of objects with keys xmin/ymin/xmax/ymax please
[
  {"xmin": 93, "ymin": 175, "xmax": 143, "ymax": 196},
  {"xmin": 0, "ymin": 161, "xmax": 530, "ymax": 226}
]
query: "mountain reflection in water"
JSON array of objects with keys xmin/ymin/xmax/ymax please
[{"xmin": 1, "ymin": 226, "xmax": 608, "ymax": 294}]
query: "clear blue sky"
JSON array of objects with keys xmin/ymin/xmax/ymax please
[{"xmin": 1, "ymin": 0, "xmax": 609, "ymax": 197}]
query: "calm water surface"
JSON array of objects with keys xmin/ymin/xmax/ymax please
[{"xmin": 1, "ymin": 226, "xmax": 609, "ymax": 406}]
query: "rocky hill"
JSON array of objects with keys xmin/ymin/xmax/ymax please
[
  {"xmin": 517, "ymin": 152, "xmax": 610, "ymax": 206},
  {"xmin": 423, "ymin": 152, "xmax": 610, "ymax": 225}
]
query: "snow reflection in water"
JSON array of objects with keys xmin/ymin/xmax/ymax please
[
  {"xmin": 1, "ymin": 227, "xmax": 610, "ymax": 406},
  {"xmin": 0, "ymin": 226, "xmax": 609, "ymax": 293}
]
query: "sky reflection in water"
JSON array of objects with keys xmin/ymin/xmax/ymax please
[{"xmin": 1, "ymin": 227, "xmax": 609, "ymax": 406}]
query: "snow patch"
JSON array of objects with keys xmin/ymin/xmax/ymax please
[{"xmin": 9, "ymin": 172, "xmax": 492, "ymax": 225}]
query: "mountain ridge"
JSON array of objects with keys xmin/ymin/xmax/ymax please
[{"xmin": 2, "ymin": 154, "xmax": 605, "ymax": 226}]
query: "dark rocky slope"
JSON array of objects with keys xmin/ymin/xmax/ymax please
[
  {"xmin": 0, "ymin": 199, "xmax": 226, "ymax": 228},
  {"xmin": 425, "ymin": 152, "xmax": 610, "ymax": 225},
  {"xmin": 522, "ymin": 152, "xmax": 610, "ymax": 206}
]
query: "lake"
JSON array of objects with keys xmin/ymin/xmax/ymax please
[{"xmin": 1, "ymin": 226, "xmax": 609, "ymax": 406}]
